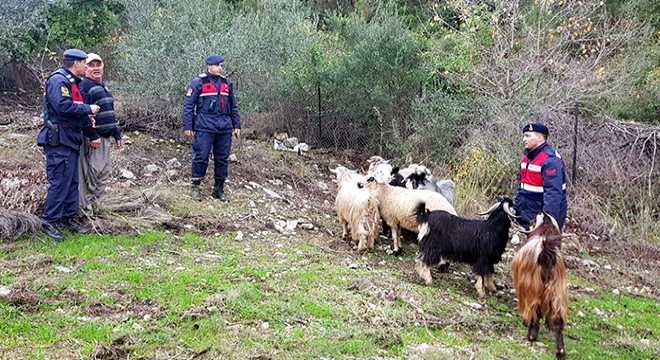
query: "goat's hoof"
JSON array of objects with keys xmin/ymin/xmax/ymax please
[{"xmin": 555, "ymin": 350, "xmax": 565, "ymax": 360}]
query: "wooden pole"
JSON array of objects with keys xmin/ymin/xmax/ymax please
[
  {"xmin": 317, "ymin": 82, "xmax": 322, "ymax": 143},
  {"xmin": 572, "ymin": 103, "xmax": 579, "ymax": 184}
]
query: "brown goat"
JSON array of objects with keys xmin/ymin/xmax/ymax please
[{"xmin": 511, "ymin": 213, "xmax": 568, "ymax": 360}]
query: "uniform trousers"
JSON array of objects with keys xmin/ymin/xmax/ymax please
[
  {"xmin": 42, "ymin": 145, "xmax": 80, "ymax": 223},
  {"xmin": 191, "ymin": 131, "xmax": 232, "ymax": 182}
]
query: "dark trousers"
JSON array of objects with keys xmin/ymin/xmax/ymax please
[
  {"xmin": 42, "ymin": 145, "xmax": 79, "ymax": 223},
  {"xmin": 191, "ymin": 131, "xmax": 232, "ymax": 182}
]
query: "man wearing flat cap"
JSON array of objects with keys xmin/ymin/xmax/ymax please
[
  {"xmin": 78, "ymin": 53, "xmax": 123, "ymax": 214},
  {"xmin": 182, "ymin": 53, "xmax": 241, "ymax": 202},
  {"xmin": 514, "ymin": 122, "xmax": 567, "ymax": 231},
  {"xmin": 37, "ymin": 49, "xmax": 100, "ymax": 240}
]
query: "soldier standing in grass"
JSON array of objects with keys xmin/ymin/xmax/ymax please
[
  {"xmin": 78, "ymin": 53, "xmax": 123, "ymax": 214},
  {"xmin": 514, "ymin": 122, "xmax": 568, "ymax": 231},
  {"xmin": 37, "ymin": 49, "xmax": 100, "ymax": 240},
  {"xmin": 182, "ymin": 54, "xmax": 241, "ymax": 202}
]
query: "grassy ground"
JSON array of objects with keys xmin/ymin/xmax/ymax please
[
  {"xmin": 1, "ymin": 116, "xmax": 658, "ymax": 359},
  {"xmin": 1, "ymin": 227, "xmax": 658, "ymax": 359}
]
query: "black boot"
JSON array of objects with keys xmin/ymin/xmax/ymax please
[
  {"xmin": 190, "ymin": 180, "xmax": 202, "ymax": 201},
  {"xmin": 59, "ymin": 217, "xmax": 89, "ymax": 234},
  {"xmin": 212, "ymin": 179, "xmax": 229, "ymax": 202},
  {"xmin": 41, "ymin": 220, "xmax": 64, "ymax": 241}
]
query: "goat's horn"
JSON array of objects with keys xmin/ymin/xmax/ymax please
[
  {"xmin": 476, "ymin": 201, "xmax": 501, "ymax": 216},
  {"xmin": 503, "ymin": 202, "xmax": 520, "ymax": 218}
]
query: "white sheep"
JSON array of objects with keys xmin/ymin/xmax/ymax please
[
  {"xmin": 330, "ymin": 167, "xmax": 380, "ymax": 252},
  {"xmin": 358, "ymin": 175, "xmax": 457, "ymax": 253}
]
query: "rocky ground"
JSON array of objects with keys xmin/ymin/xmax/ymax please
[{"xmin": 1, "ymin": 103, "xmax": 659, "ymax": 306}]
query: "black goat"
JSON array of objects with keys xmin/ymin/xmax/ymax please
[
  {"xmin": 404, "ymin": 170, "xmax": 455, "ymax": 205},
  {"xmin": 414, "ymin": 196, "xmax": 518, "ymax": 298},
  {"xmin": 389, "ymin": 167, "xmax": 405, "ymax": 187}
]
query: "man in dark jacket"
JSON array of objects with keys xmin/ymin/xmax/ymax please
[
  {"xmin": 182, "ymin": 54, "xmax": 241, "ymax": 201},
  {"xmin": 514, "ymin": 122, "xmax": 568, "ymax": 231},
  {"xmin": 37, "ymin": 49, "xmax": 100, "ymax": 240},
  {"xmin": 78, "ymin": 53, "xmax": 123, "ymax": 213}
]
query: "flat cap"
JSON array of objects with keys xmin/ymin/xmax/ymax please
[
  {"xmin": 205, "ymin": 54, "xmax": 225, "ymax": 65},
  {"xmin": 63, "ymin": 49, "xmax": 88, "ymax": 61},
  {"xmin": 85, "ymin": 53, "xmax": 103, "ymax": 64},
  {"xmin": 522, "ymin": 122, "xmax": 549, "ymax": 136}
]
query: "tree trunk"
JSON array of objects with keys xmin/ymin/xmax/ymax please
[{"xmin": 9, "ymin": 59, "xmax": 26, "ymax": 91}]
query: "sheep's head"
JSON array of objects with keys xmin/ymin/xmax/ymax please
[
  {"xmin": 367, "ymin": 155, "xmax": 387, "ymax": 165},
  {"xmin": 414, "ymin": 165, "xmax": 432, "ymax": 176},
  {"xmin": 477, "ymin": 196, "xmax": 518, "ymax": 219},
  {"xmin": 357, "ymin": 175, "xmax": 388, "ymax": 190}
]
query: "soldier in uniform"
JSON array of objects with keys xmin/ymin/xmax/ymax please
[
  {"xmin": 182, "ymin": 54, "xmax": 241, "ymax": 201},
  {"xmin": 37, "ymin": 49, "xmax": 100, "ymax": 240},
  {"xmin": 514, "ymin": 122, "xmax": 568, "ymax": 231}
]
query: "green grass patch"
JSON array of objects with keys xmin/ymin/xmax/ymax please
[{"xmin": 0, "ymin": 230, "xmax": 657, "ymax": 359}]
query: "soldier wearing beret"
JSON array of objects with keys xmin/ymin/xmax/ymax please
[
  {"xmin": 182, "ymin": 53, "xmax": 241, "ymax": 201},
  {"xmin": 37, "ymin": 49, "xmax": 101, "ymax": 240},
  {"xmin": 514, "ymin": 122, "xmax": 568, "ymax": 230}
]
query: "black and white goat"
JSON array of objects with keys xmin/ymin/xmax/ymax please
[
  {"xmin": 404, "ymin": 166, "xmax": 455, "ymax": 205},
  {"xmin": 414, "ymin": 196, "xmax": 518, "ymax": 298}
]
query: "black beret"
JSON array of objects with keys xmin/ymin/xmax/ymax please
[
  {"xmin": 62, "ymin": 49, "xmax": 88, "ymax": 61},
  {"xmin": 522, "ymin": 122, "xmax": 549, "ymax": 136},
  {"xmin": 205, "ymin": 54, "xmax": 225, "ymax": 65}
]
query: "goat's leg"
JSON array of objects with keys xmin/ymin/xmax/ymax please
[
  {"xmin": 485, "ymin": 273, "xmax": 497, "ymax": 292},
  {"xmin": 554, "ymin": 327, "xmax": 566, "ymax": 360},
  {"xmin": 548, "ymin": 316, "xmax": 566, "ymax": 360},
  {"xmin": 526, "ymin": 309, "xmax": 542, "ymax": 341},
  {"xmin": 526, "ymin": 320, "xmax": 540, "ymax": 342},
  {"xmin": 391, "ymin": 226, "xmax": 401, "ymax": 254},
  {"xmin": 366, "ymin": 233, "xmax": 375, "ymax": 251},
  {"xmin": 357, "ymin": 236, "xmax": 367, "ymax": 252},
  {"xmin": 341, "ymin": 219, "xmax": 349, "ymax": 241},
  {"xmin": 475, "ymin": 275, "xmax": 486, "ymax": 299},
  {"xmin": 415, "ymin": 259, "xmax": 433, "ymax": 285}
]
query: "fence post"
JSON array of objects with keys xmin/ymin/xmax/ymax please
[
  {"xmin": 317, "ymin": 82, "xmax": 321, "ymax": 143},
  {"xmin": 572, "ymin": 102, "xmax": 579, "ymax": 184}
]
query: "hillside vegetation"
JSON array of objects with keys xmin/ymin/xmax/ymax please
[{"xmin": 1, "ymin": 0, "xmax": 658, "ymax": 243}]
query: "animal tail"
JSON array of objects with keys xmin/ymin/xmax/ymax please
[
  {"xmin": 538, "ymin": 233, "xmax": 562, "ymax": 270},
  {"xmin": 512, "ymin": 233, "xmax": 568, "ymax": 325},
  {"xmin": 414, "ymin": 201, "xmax": 428, "ymax": 224},
  {"xmin": 414, "ymin": 201, "xmax": 430, "ymax": 246}
]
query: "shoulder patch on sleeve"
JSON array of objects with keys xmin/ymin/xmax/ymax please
[
  {"xmin": 60, "ymin": 86, "xmax": 70, "ymax": 97},
  {"xmin": 186, "ymin": 88, "xmax": 193, "ymax": 97}
]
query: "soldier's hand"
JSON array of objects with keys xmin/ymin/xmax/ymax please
[
  {"xmin": 233, "ymin": 128, "xmax": 241, "ymax": 138},
  {"xmin": 115, "ymin": 139, "xmax": 124, "ymax": 149},
  {"xmin": 184, "ymin": 130, "xmax": 194, "ymax": 137},
  {"xmin": 90, "ymin": 138, "xmax": 102, "ymax": 149},
  {"xmin": 90, "ymin": 104, "xmax": 100, "ymax": 115},
  {"xmin": 89, "ymin": 115, "xmax": 96, "ymax": 128}
]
